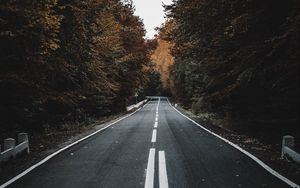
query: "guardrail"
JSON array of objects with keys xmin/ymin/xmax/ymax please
[
  {"xmin": 0, "ymin": 133, "xmax": 30, "ymax": 163},
  {"xmin": 281, "ymin": 135, "xmax": 300, "ymax": 164},
  {"xmin": 126, "ymin": 99, "xmax": 148, "ymax": 111}
]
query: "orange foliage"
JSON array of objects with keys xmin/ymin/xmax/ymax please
[{"xmin": 151, "ymin": 38, "xmax": 174, "ymax": 89}]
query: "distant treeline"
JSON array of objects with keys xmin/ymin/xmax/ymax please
[
  {"xmin": 0, "ymin": 0, "xmax": 160, "ymax": 131},
  {"xmin": 161, "ymin": 0, "xmax": 299, "ymax": 132}
]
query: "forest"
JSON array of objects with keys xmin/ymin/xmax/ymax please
[
  {"xmin": 0, "ymin": 0, "xmax": 160, "ymax": 133},
  {"xmin": 158, "ymin": 0, "xmax": 299, "ymax": 142},
  {"xmin": 0, "ymin": 0, "xmax": 299, "ymax": 144}
]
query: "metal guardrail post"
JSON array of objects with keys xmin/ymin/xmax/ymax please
[
  {"xmin": 4, "ymin": 138, "xmax": 16, "ymax": 151},
  {"xmin": 282, "ymin": 136, "xmax": 294, "ymax": 149},
  {"xmin": 281, "ymin": 135, "xmax": 294, "ymax": 158},
  {"xmin": 18, "ymin": 133, "xmax": 28, "ymax": 143},
  {"xmin": 4, "ymin": 138, "xmax": 16, "ymax": 159},
  {"xmin": 281, "ymin": 135, "xmax": 298, "ymax": 161},
  {"xmin": 18, "ymin": 133, "xmax": 30, "ymax": 154},
  {"xmin": 0, "ymin": 134, "xmax": 30, "ymax": 163}
]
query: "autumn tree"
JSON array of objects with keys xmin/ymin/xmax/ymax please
[
  {"xmin": 0, "ymin": 0, "xmax": 62, "ymax": 129},
  {"xmin": 0, "ymin": 0, "xmax": 157, "ymax": 131}
]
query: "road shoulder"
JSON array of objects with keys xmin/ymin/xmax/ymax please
[
  {"xmin": 0, "ymin": 104, "xmax": 145, "ymax": 186},
  {"xmin": 172, "ymin": 103, "xmax": 300, "ymax": 186}
]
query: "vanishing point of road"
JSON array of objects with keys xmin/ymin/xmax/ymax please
[{"xmin": 3, "ymin": 97, "xmax": 294, "ymax": 188}]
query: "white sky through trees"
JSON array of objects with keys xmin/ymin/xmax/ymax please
[{"xmin": 132, "ymin": 0, "xmax": 173, "ymax": 38}]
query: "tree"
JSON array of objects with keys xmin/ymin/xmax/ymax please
[
  {"xmin": 0, "ymin": 0, "xmax": 158, "ymax": 131},
  {"xmin": 163, "ymin": 0, "xmax": 300, "ymax": 133}
]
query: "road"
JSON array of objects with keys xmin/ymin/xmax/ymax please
[{"xmin": 3, "ymin": 97, "xmax": 294, "ymax": 188}]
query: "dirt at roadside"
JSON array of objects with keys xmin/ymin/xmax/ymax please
[{"xmin": 175, "ymin": 105, "xmax": 300, "ymax": 186}]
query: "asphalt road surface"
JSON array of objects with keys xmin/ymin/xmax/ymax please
[{"xmin": 4, "ymin": 97, "xmax": 293, "ymax": 188}]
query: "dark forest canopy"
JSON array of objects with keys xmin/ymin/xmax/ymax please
[
  {"xmin": 161, "ymin": 0, "xmax": 299, "ymax": 133},
  {"xmin": 0, "ymin": 0, "xmax": 160, "ymax": 131}
]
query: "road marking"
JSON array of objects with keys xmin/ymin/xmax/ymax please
[
  {"xmin": 0, "ymin": 101, "xmax": 150, "ymax": 188},
  {"xmin": 155, "ymin": 117, "xmax": 158, "ymax": 122},
  {"xmin": 151, "ymin": 129, "xmax": 157, "ymax": 143},
  {"xmin": 156, "ymin": 97, "xmax": 160, "ymax": 111},
  {"xmin": 166, "ymin": 98, "xmax": 300, "ymax": 188},
  {"xmin": 145, "ymin": 148, "xmax": 155, "ymax": 188},
  {"xmin": 159, "ymin": 151, "xmax": 169, "ymax": 188},
  {"xmin": 154, "ymin": 122, "xmax": 158, "ymax": 128}
]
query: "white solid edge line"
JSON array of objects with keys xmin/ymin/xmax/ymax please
[
  {"xmin": 144, "ymin": 148, "xmax": 156, "ymax": 188},
  {"xmin": 166, "ymin": 98, "xmax": 299, "ymax": 188},
  {"xmin": 154, "ymin": 122, "xmax": 158, "ymax": 128},
  {"xmin": 0, "ymin": 101, "xmax": 150, "ymax": 188},
  {"xmin": 159, "ymin": 151, "xmax": 169, "ymax": 188},
  {"xmin": 151, "ymin": 129, "xmax": 157, "ymax": 143}
]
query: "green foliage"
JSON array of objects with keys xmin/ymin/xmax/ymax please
[
  {"xmin": 0, "ymin": 0, "xmax": 156, "ymax": 131},
  {"xmin": 163, "ymin": 0, "xmax": 300, "ymax": 129},
  {"xmin": 143, "ymin": 65, "xmax": 164, "ymax": 97}
]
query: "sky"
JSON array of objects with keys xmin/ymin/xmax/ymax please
[{"xmin": 132, "ymin": 0, "xmax": 173, "ymax": 38}]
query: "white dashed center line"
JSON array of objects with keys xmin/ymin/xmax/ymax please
[
  {"xmin": 151, "ymin": 129, "xmax": 157, "ymax": 143},
  {"xmin": 144, "ymin": 148, "xmax": 155, "ymax": 188},
  {"xmin": 159, "ymin": 151, "xmax": 169, "ymax": 188},
  {"xmin": 145, "ymin": 98, "xmax": 169, "ymax": 188}
]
